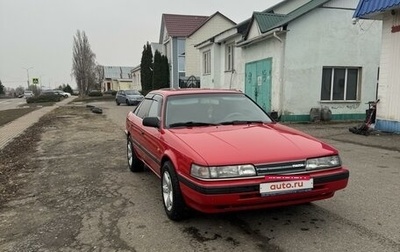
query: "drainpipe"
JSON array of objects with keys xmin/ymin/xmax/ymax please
[{"xmin": 273, "ymin": 31, "xmax": 285, "ymax": 120}]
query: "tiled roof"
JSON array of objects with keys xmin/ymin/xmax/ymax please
[
  {"xmin": 163, "ymin": 14, "xmax": 209, "ymax": 37},
  {"xmin": 353, "ymin": 0, "xmax": 400, "ymax": 18},
  {"xmin": 103, "ymin": 66, "xmax": 133, "ymax": 79}
]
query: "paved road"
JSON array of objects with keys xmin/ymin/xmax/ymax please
[
  {"xmin": 93, "ymin": 101, "xmax": 399, "ymax": 252},
  {"xmin": 0, "ymin": 98, "xmax": 28, "ymax": 111}
]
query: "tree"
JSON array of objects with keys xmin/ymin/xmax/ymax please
[
  {"xmin": 152, "ymin": 50, "xmax": 163, "ymax": 90},
  {"xmin": 152, "ymin": 51, "xmax": 170, "ymax": 90},
  {"xmin": 160, "ymin": 55, "xmax": 170, "ymax": 89},
  {"xmin": 15, "ymin": 86, "xmax": 24, "ymax": 95},
  {"xmin": 72, "ymin": 30, "xmax": 96, "ymax": 96},
  {"xmin": 140, "ymin": 42, "xmax": 153, "ymax": 94},
  {"xmin": 63, "ymin": 84, "xmax": 74, "ymax": 94},
  {"xmin": 0, "ymin": 80, "xmax": 4, "ymax": 95}
]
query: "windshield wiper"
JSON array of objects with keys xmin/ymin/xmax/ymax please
[
  {"xmin": 219, "ymin": 120, "xmax": 264, "ymax": 125},
  {"xmin": 169, "ymin": 121, "xmax": 219, "ymax": 128}
]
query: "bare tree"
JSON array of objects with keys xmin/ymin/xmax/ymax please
[{"xmin": 72, "ymin": 30, "xmax": 96, "ymax": 96}]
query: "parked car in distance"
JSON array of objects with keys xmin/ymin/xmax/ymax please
[
  {"xmin": 116, "ymin": 90, "xmax": 144, "ymax": 106},
  {"xmin": 23, "ymin": 90, "xmax": 34, "ymax": 98},
  {"xmin": 125, "ymin": 88, "xmax": 350, "ymax": 221},
  {"xmin": 53, "ymin": 89, "xmax": 71, "ymax": 98}
]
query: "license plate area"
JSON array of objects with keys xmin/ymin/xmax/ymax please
[{"xmin": 260, "ymin": 179, "xmax": 313, "ymax": 196}]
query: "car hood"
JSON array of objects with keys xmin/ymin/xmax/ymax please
[{"xmin": 169, "ymin": 123, "xmax": 337, "ymax": 166}]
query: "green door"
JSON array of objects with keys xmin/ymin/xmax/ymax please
[{"xmin": 245, "ymin": 58, "xmax": 272, "ymax": 112}]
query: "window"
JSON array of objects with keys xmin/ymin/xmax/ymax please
[
  {"xmin": 320, "ymin": 67, "xmax": 360, "ymax": 101},
  {"xmin": 177, "ymin": 39, "xmax": 185, "ymax": 73},
  {"xmin": 135, "ymin": 94, "xmax": 162, "ymax": 118},
  {"xmin": 203, "ymin": 50, "xmax": 211, "ymax": 74},
  {"xmin": 225, "ymin": 43, "xmax": 234, "ymax": 71}
]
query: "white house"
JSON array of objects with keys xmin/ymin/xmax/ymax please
[
  {"xmin": 101, "ymin": 66, "xmax": 135, "ymax": 91},
  {"xmin": 158, "ymin": 14, "xmax": 209, "ymax": 88},
  {"xmin": 198, "ymin": 0, "xmax": 382, "ymax": 122},
  {"xmin": 131, "ymin": 65, "xmax": 141, "ymax": 91},
  {"xmin": 354, "ymin": 0, "xmax": 400, "ymax": 133},
  {"xmin": 185, "ymin": 12, "xmax": 236, "ymax": 87}
]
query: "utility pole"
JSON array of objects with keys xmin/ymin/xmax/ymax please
[{"xmin": 22, "ymin": 66, "xmax": 34, "ymax": 89}]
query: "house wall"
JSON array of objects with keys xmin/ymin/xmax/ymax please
[
  {"xmin": 117, "ymin": 80, "xmax": 135, "ymax": 90},
  {"xmin": 221, "ymin": 36, "xmax": 244, "ymax": 90},
  {"xmin": 375, "ymin": 11, "xmax": 400, "ymax": 132},
  {"xmin": 186, "ymin": 14, "xmax": 235, "ymax": 79},
  {"xmin": 282, "ymin": 6, "xmax": 382, "ymax": 121},
  {"xmin": 131, "ymin": 68, "xmax": 141, "ymax": 91},
  {"xmin": 163, "ymin": 39, "xmax": 174, "ymax": 87},
  {"xmin": 199, "ymin": 44, "xmax": 214, "ymax": 88},
  {"xmin": 324, "ymin": 0, "xmax": 358, "ymax": 9}
]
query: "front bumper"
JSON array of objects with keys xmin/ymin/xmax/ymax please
[{"xmin": 178, "ymin": 168, "xmax": 349, "ymax": 213}]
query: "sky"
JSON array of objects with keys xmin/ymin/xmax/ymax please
[{"xmin": 0, "ymin": 0, "xmax": 282, "ymax": 89}]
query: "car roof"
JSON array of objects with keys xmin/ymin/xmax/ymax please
[{"xmin": 148, "ymin": 88, "xmax": 243, "ymax": 97}]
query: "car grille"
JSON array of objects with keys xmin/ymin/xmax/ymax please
[{"xmin": 255, "ymin": 161, "xmax": 306, "ymax": 175}]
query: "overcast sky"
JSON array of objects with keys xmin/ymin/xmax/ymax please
[{"xmin": 0, "ymin": 0, "xmax": 282, "ymax": 89}]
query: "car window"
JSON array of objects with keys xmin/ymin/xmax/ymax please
[
  {"xmin": 135, "ymin": 99, "xmax": 153, "ymax": 118},
  {"xmin": 148, "ymin": 95, "xmax": 162, "ymax": 117},
  {"xmin": 165, "ymin": 93, "xmax": 272, "ymax": 128},
  {"xmin": 125, "ymin": 90, "xmax": 140, "ymax": 95}
]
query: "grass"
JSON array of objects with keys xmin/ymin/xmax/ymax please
[{"xmin": 0, "ymin": 107, "xmax": 39, "ymax": 127}]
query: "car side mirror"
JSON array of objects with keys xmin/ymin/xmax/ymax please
[{"xmin": 143, "ymin": 117, "xmax": 160, "ymax": 128}]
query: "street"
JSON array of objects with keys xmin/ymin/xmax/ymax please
[
  {"xmin": 0, "ymin": 101, "xmax": 399, "ymax": 252},
  {"xmin": 0, "ymin": 98, "xmax": 28, "ymax": 111}
]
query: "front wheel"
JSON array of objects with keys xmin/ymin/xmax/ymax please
[
  {"xmin": 116, "ymin": 100, "xmax": 120, "ymax": 106},
  {"xmin": 127, "ymin": 136, "xmax": 144, "ymax": 172},
  {"xmin": 161, "ymin": 161, "xmax": 186, "ymax": 221}
]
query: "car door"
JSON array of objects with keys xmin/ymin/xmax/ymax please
[
  {"xmin": 118, "ymin": 91, "xmax": 125, "ymax": 103},
  {"xmin": 128, "ymin": 94, "xmax": 163, "ymax": 174},
  {"xmin": 140, "ymin": 95, "xmax": 163, "ymax": 175}
]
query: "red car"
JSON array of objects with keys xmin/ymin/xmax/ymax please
[{"xmin": 125, "ymin": 89, "xmax": 349, "ymax": 221}]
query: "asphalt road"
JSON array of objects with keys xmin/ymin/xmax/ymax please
[
  {"xmin": 94, "ymin": 100, "xmax": 399, "ymax": 252},
  {"xmin": 0, "ymin": 98, "xmax": 28, "ymax": 111}
]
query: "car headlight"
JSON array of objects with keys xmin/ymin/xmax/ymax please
[
  {"xmin": 306, "ymin": 155, "xmax": 341, "ymax": 170},
  {"xmin": 191, "ymin": 164, "xmax": 256, "ymax": 179}
]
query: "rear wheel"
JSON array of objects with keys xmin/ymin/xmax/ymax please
[
  {"xmin": 161, "ymin": 161, "xmax": 186, "ymax": 221},
  {"xmin": 127, "ymin": 136, "xmax": 144, "ymax": 172}
]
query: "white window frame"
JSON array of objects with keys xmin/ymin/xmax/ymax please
[
  {"xmin": 203, "ymin": 50, "xmax": 211, "ymax": 75},
  {"xmin": 225, "ymin": 43, "xmax": 234, "ymax": 71}
]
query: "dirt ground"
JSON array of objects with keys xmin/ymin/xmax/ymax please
[{"xmin": 0, "ymin": 105, "xmax": 133, "ymax": 251}]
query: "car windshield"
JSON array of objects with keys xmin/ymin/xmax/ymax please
[
  {"xmin": 125, "ymin": 90, "xmax": 140, "ymax": 95},
  {"xmin": 165, "ymin": 93, "xmax": 272, "ymax": 128}
]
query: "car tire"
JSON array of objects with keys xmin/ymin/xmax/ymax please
[
  {"xmin": 126, "ymin": 100, "xmax": 131, "ymax": 106},
  {"xmin": 161, "ymin": 161, "xmax": 187, "ymax": 221},
  {"xmin": 116, "ymin": 100, "xmax": 120, "ymax": 106},
  {"xmin": 127, "ymin": 136, "xmax": 144, "ymax": 172}
]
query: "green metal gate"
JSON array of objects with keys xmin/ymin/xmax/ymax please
[{"xmin": 245, "ymin": 58, "xmax": 272, "ymax": 112}]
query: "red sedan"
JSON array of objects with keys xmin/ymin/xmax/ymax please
[{"xmin": 125, "ymin": 89, "xmax": 349, "ymax": 221}]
